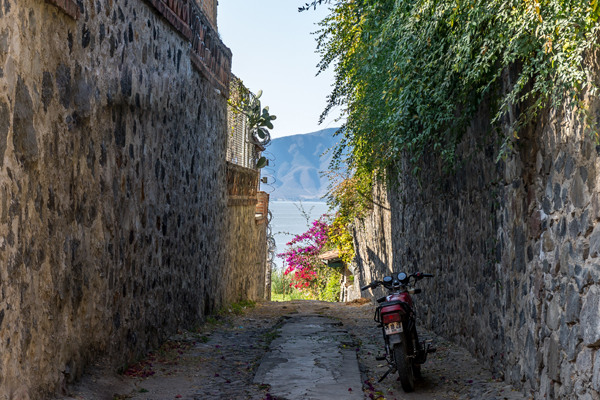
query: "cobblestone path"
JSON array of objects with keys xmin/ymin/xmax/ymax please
[{"xmin": 58, "ymin": 300, "xmax": 529, "ymax": 400}]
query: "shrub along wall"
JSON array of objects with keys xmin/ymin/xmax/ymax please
[
  {"xmin": 0, "ymin": 0, "xmax": 265, "ymax": 398},
  {"xmin": 352, "ymin": 80, "xmax": 600, "ymax": 399}
]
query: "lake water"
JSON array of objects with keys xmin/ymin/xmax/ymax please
[{"xmin": 269, "ymin": 201, "xmax": 331, "ymax": 271}]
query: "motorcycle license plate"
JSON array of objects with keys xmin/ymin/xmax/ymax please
[{"xmin": 384, "ymin": 322, "xmax": 403, "ymax": 335}]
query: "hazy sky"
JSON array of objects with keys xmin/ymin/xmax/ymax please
[{"xmin": 217, "ymin": 1, "xmax": 342, "ymax": 138}]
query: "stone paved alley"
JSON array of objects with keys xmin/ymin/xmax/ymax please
[{"xmin": 57, "ymin": 300, "xmax": 529, "ymax": 400}]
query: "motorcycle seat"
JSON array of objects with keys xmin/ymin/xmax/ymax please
[{"xmin": 378, "ymin": 300, "xmax": 406, "ymax": 308}]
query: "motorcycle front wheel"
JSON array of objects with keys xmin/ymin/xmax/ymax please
[{"xmin": 393, "ymin": 342, "xmax": 415, "ymax": 392}]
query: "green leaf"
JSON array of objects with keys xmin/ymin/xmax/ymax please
[{"xmin": 257, "ymin": 156, "xmax": 268, "ymax": 169}]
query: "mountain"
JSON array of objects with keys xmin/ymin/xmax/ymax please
[{"xmin": 264, "ymin": 128, "xmax": 340, "ymax": 201}]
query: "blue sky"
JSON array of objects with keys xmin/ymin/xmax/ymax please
[{"xmin": 217, "ymin": 1, "xmax": 342, "ymax": 138}]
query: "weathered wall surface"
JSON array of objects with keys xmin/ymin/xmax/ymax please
[
  {"xmin": 225, "ymin": 203, "xmax": 267, "ymax": 302},
  {"xmin": 224, "ymin": 163, "xmax": 268, "ymax": 304},
  {"xmin": 353, "ymin": 86, "xmax": 600, "ymax": 397},
  {"xmin": 351, "ymin": 182, "xmax": 393, "ymax": 301},
  {"xmin": 0, "ymin": 0, "xmax": 265, "ymax": 398}
]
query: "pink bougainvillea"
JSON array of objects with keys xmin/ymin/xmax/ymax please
[{"xmin": 277, "ymin": 216, "xmax": 330, "ymax": 290}]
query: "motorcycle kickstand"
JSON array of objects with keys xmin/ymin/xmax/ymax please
[{"xmin": 378, "ymin": 365, "xmax": 397, "ymax": 383}]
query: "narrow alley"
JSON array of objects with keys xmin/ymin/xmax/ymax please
[{"xmin": 2, "ymin": 0, "xmax": 600, "ymax": 398}]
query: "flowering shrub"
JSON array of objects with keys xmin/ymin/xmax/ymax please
[{"xmin": 278, "ymin": 216, "xmax": 331, "ymax": 291}]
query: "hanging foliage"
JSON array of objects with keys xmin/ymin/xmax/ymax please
[{"xmin": 314, "ymin": 0, "xmax": 600, "ymax": 179}]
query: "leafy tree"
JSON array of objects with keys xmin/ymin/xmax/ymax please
[{"xmin": 298, "ymin": 0, "xmax": 340, "ymax": 12}]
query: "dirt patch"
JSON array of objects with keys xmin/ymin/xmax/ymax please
[{"xmin": 345, "ymin": 298, "xmax": 372, "ymax": 306}]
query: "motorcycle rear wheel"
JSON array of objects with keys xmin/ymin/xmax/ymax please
[
  {"xmin": 413, "ymin": 364, "xmax": 422, "ymax": 379},
  {"xmin": 393, "ymin": 343, "xmax": 415, "ymax": 392}
]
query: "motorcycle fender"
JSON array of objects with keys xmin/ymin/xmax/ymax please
[{"xmin": 387, "ymin": 333, "xmax": 402, "ymax": 345}]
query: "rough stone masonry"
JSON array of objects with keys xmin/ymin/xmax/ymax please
[
  {"xmin": 0, "ymin": 0, "xmax": 267, "ymax": 398},
  {"xmin": 351, "ymin": 63, "xmax": 600, "ymax": 399}
]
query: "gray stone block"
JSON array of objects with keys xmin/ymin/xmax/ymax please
[
  {"xmin": 567, "ymin": 324, "xmax": 580, "ymax": 361},
  {"xmin": 560, "ymin": 319, "xmax": 569, "ymax": 349},
  {"xmin": 566, "ymin": 284, "xmax": 582, "ymax": 323},
  {"xmin": 554, "ymin": 183, "xmax": 563, "ymax": 210},
  {"xmin": 548, "ymin": 336, "xmax": 561, "ymax": 381},
  {"xmin": 547, "ymin": 297, "xmax": 561, "ymax": 331},
  {"xmin": 565, "ymin": 155, "xmax": 575, "ymax": 179},
  {"xmin": 555, "ymin": 151, "xmax": 566, "ymax": 172},
  {"xmin": 560, "ymin": 361, "xmax": 573, "ymax": 392},
  {"xmin": 570, "ymin": 218, "xmax": 581, "ymax": 238},
  {"xmin": 580, "ymin": 286, "xmax": 600, "ymax": 347},
  {"xmin": 594, "ymin": 350, "xmax": 600, "ymax": 393},
  {"xmin": 588, "ymin": 225, "xmax": 600, "ymax": 258},
  {"xmin": 575, "ymin": 267, "xmax": 593, "ymax": 292},
  {"xmin": 576, "ymin": 347, "xmax": 594, "ymax": 381},
  {"xmin": 572, "ymin": 172, "xmax": 586, "ymax": 209}
]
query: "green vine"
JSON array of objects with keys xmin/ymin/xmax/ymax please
[
  {"xmin": 325, "ymin": 168, "xmax": 374, "ymax": 264},
  {"xmin": 316, "ymin": 0, "xmax": 600, "ymax": 178}
]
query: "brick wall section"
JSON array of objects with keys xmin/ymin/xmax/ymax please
[
  {"xmin": 227, "ymin": 162, "xmax": 259, "ymax": 206},
  {"xmin": 189, "ymin": 1, "xmax": 231, "ymax": 97},
  {"xmin": 352, "ymin": 70, "xmax": 600, "ymax": 398},
  {"xmin": 143, "ymin": 0, "xmax": 192, "ymax": 39},
  {"xmin": 0, "ymin": 0, "xmax": 265, "ymax": 398},
  {"xmin": 195, "ymin": 0, "xmax": 217, "ymax": 30},
  {"xmin": 256, "ymin": 191, "xmax": 269, "ymax": 216}
]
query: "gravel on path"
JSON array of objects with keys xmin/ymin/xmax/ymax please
[{"xmin": 55, "ymin": 300, "xmax": 530, "ymax": 400}]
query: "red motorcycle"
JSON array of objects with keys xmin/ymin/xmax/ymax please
[{"xmin": 361, "ymin": 271, "xmax": 436, "ymax": 392}]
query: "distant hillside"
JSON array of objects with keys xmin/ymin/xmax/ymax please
[{"xmin": 265, "ymin": 128, "xmax": 340, "ymax": 201}]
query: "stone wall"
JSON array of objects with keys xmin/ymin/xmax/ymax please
[
  {"xmin": 352, "ymin": 83, "xmax": 600, "ymax": 398},
  {"xmin": 0, "ymin": 0, "xmax": 265, "ymax": 398}
]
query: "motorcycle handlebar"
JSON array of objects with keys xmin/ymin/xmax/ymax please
[
  {"xmin": 423, "ymin": 273, "xmax": 434, "ymax": 278},
  {"xmin": 360, "ymin": 281, "xmax": 381, "ymax": 291}
]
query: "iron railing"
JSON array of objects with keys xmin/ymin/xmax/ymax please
[{"xmin": 226, "ymin": 77, "xmax": 263, "ymax": 169}]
